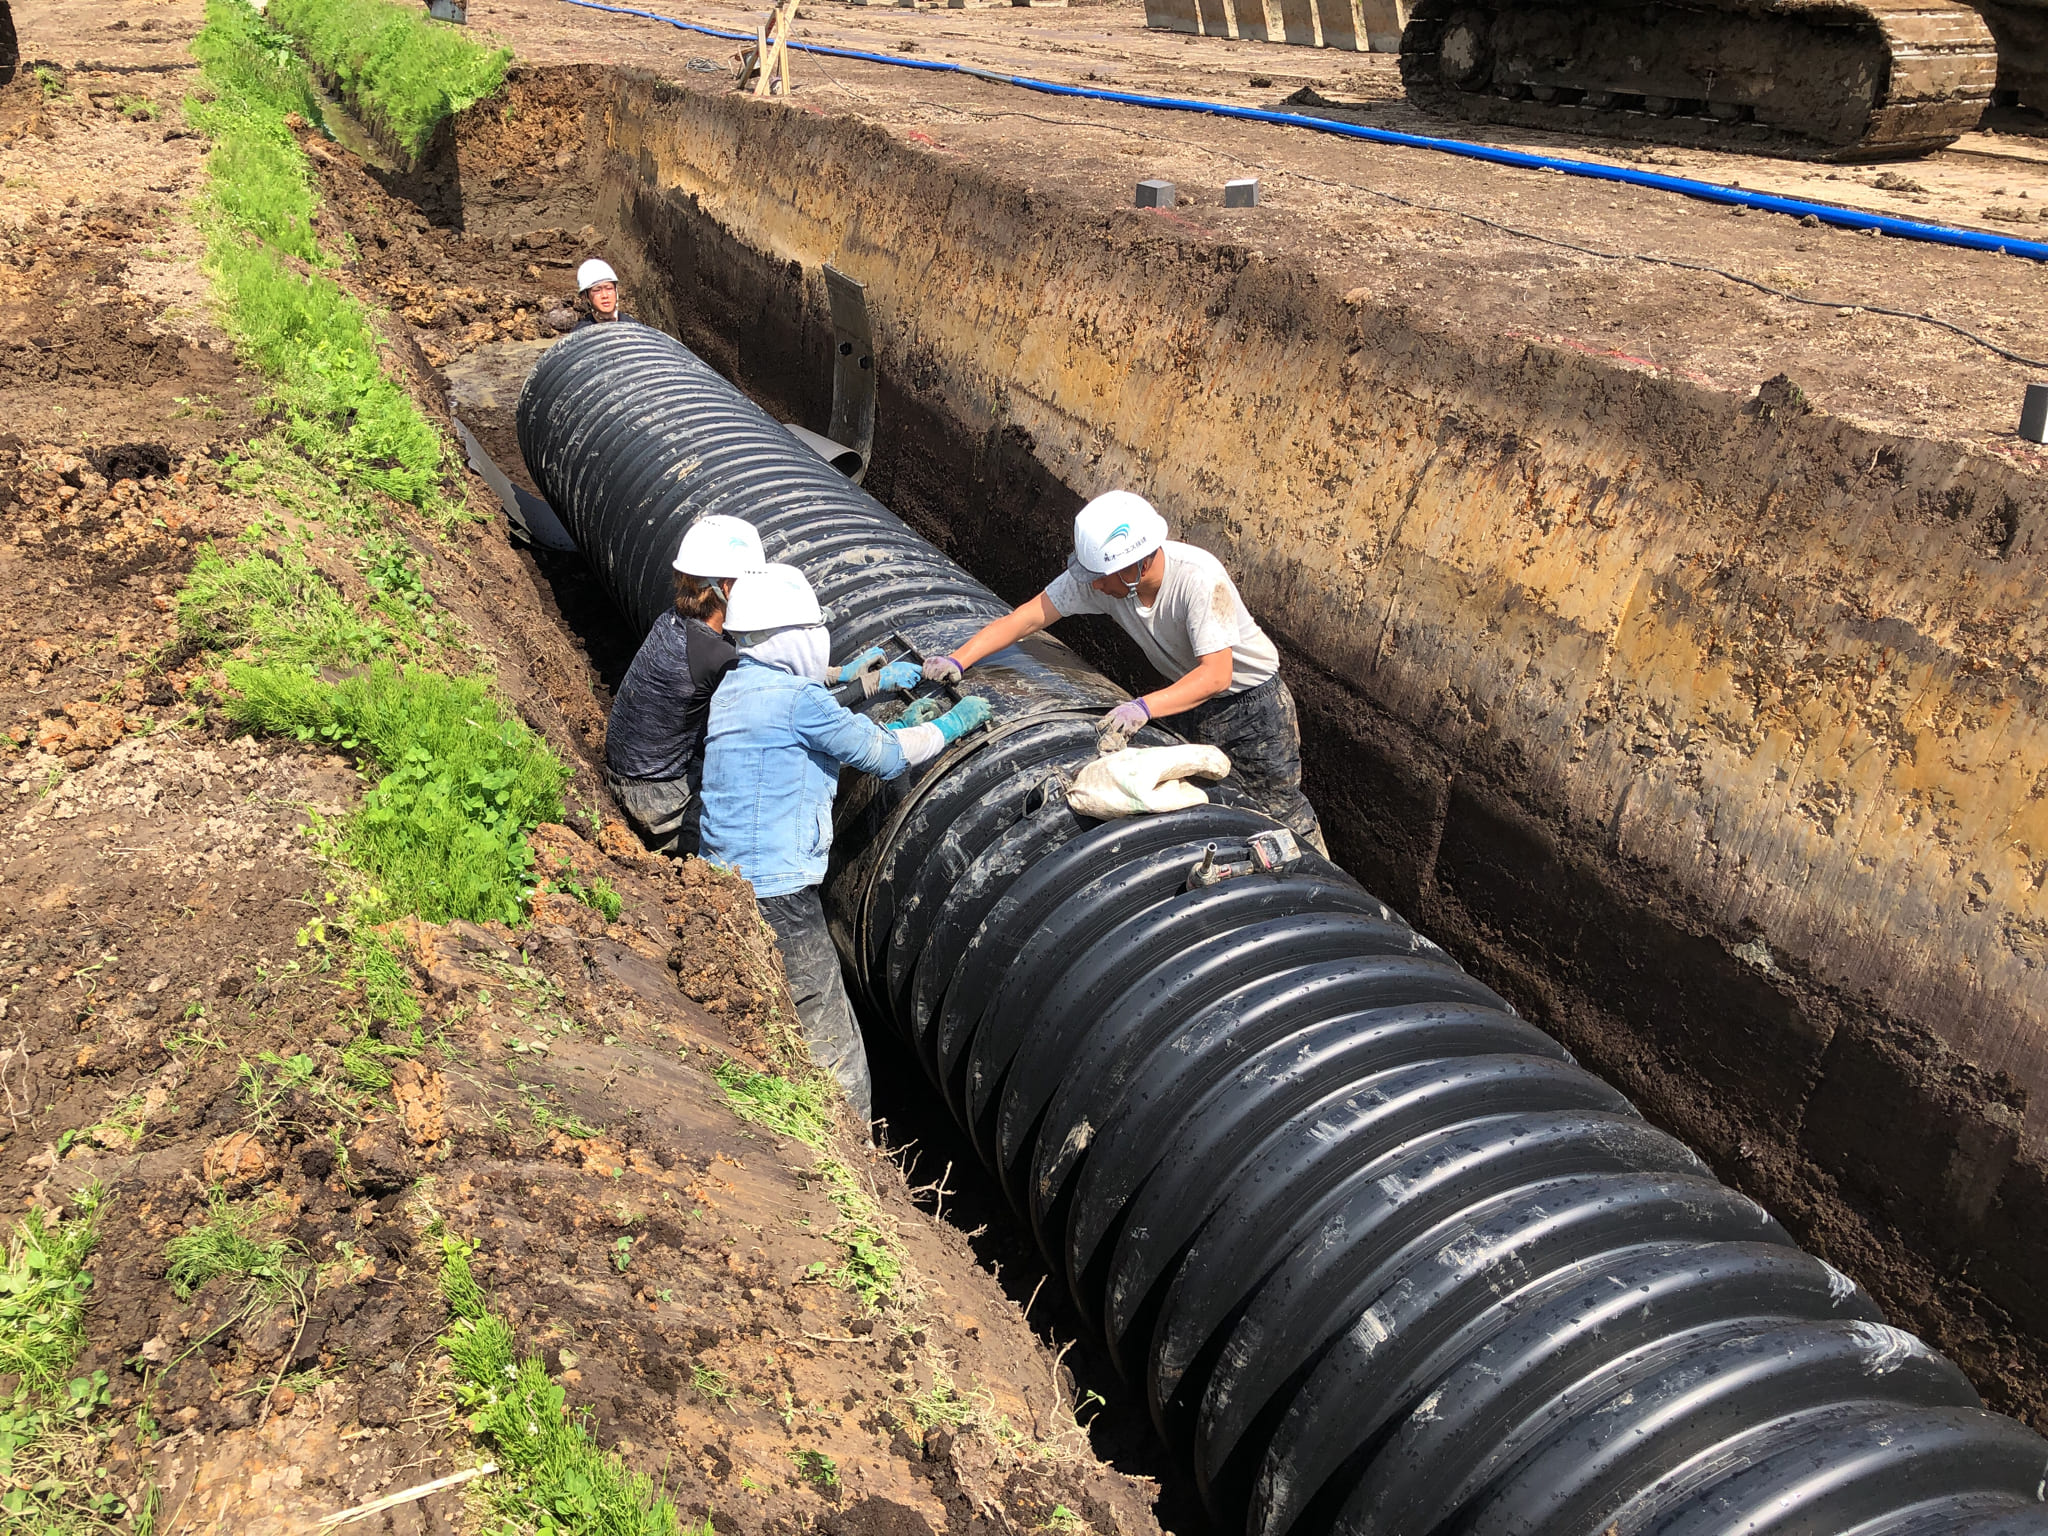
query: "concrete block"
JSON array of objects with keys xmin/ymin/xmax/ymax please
[
  {"xmin": 1360, "ymin": 0, "xmax": 1406, "ymax": 48},
  {"xmin": 1224, "ymin": 177, "xmax": 1260, "ymax": 207},
  {"xmin": 1276, "ymin": 0, "xmax": 1319, "ymax": 45},
  {"xmin": 2024, "ymin": 383, "xmax": 2048, "ymax": 445},
  {"xmin": 1315, "ymin": 0, "xmax": 1364, "ymax": 50},
  {"xmin": 1194, "ymin": 0, "xmax": 1236, "ymax": 36},
  {"xmin": 426, "ymin": 0, "xmax": 467, "ymax": 19},
  {"xmin": 1144, "ymin": 0, "xmax": 1204, "ymax": 31},
  {"xmin": 1235, "ymin": 0, "xmax": 1277, "ymax": 41},
  {"xmin": 1136, "ymin": 180, "xmax": 1176, "ymax": 208}
]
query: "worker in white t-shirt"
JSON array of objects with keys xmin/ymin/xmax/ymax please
[{"xmin": 924, "ymin": 491, "xmax": 1326, "ymax": 853}]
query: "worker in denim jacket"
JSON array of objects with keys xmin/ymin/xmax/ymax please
[{"xmin": 698, "ymin": 563, "xmax": 991, "ymax": 1128}]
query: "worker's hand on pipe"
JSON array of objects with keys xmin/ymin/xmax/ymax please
[
  {"xmin": 875, "ymin": 660, "xmax": 923, "ymax": 692},
  {"xmin": 923, "ymin": 655, "xmax": 965, "ymax": 685},
  {"xmin": 888, "ymin": 696, "xmax": 949, "ymax": 730},
  {"xmin": 832, "ymin": 646, "xmax": 886, "ymax": 685},
  {"xmin": 1097, "ymin": 698, "xmax": 1150, "ymax": 752},
  {"xmin": 932, "ymin": 695, "xmax": 993, "ymax": 745}
]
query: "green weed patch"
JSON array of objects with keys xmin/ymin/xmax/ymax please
[
  {"xmin": 190, "ymin": 0, "xmax": 457, "ymax": 519},
  {"xmin": 0, "ymin": 1190, "xmax": 140, "ymax": 1530},
  {"xmin": 179, "ymin": 538, "xmax": 412, "ymax": 665},
  {"xmin": 0, "ymin": 1199, "xmax": 100, "ymax": 1401},
  {"xmin": 270, "ymin": 0, "xmax": 509, "ymax": 159},
  {"xmin": 714, "ymin": 1063, "xmax": 906, "ymax": 1310},
  {"xmin": 227, "ymin": 660, "xmax": 568, "ymax": 925},
  {"xmin": 165, "ymin": 1189, "xmax": 301, "ymax": 1301},
  {"xmin": 437, "ymin": 1240, "xmax": 678, "ymax": 1536}
]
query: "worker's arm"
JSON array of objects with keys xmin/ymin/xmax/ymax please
[
  {"xmin": 793, "ymin": 685, "xmax": 910, "ymax": 780},
  {"xmin": 1139, "ymin": 647, "xmax": 1235, "ymax": 719},
  {"xmin": 944, "ymin": 591, "xmax": 1064, "ymax": 674}
]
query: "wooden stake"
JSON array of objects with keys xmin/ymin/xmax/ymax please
[{"xmin": 316, "ymin": 1463, "xmax": 497, "ymax": 1528}]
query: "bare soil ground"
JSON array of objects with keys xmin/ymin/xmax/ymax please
[
  {"xmin": 0, "ymin": 9, "xmax": 1172, "ymax": 1534},
  {"xmin": 459, "ymin": 0, "xmax": 2048, "ymax": 460}
]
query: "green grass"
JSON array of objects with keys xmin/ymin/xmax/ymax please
[
  {"xmin": 270, "ymin": 0, "xmax": 509, "ymax": 159},
  {"xmin": 180, "ymin": 533, "xmax": 566, "ymax": 928},
  {"xmin": 178, "ymin": 539, "xmax": 409, "ymax": 666},
  {"xmin": 165, "ymin": 1189, "xmax": 301, "ymax": 1300},
  {"xmin": 226, "ymin": 660, "xmax": 568, "ymax": 925},
  {"xmin": 690, "ymin": 1364, "xmax": 739, "ymax": 1409},
  {"xmin": 437, "ymin": 1240, "xmax": 678, "ymax": 1536},
  {"xmin": 0, "ymin": 1199, "xmax": 101, "ymax": 1401},
  {"xmin": 791, "ymin": 1449, "xmax": 839, "ymax": 1494},
  {"xmin": 715, "ymin": 1063, "xmax": 906, "ymax": 1310},
  {"xmin": 190, "ymin": 0, "xmax": 458, "ymax": 520},
  {"xmin": 0, "ymin": 1189, "xmax": 140, "ymax": 1532},
  {"xmin": 187, "ymin": 0, "xmax": 325, "ymax": 261}
]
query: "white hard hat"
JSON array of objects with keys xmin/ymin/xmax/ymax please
[
  {"xmin": 1072, "ymin": 491, "xmax": 1168, "ymax": 575},
  {"xmin": 724, "ymin": 563, "xmax": 823, "ymax": 632},
  {"xmin": 672, "ymin": 514, "xmax": 764, "ymax": 579},
  {"xmin": 577, "ymin": 258, "xmax": 618, "ymax": 293}
]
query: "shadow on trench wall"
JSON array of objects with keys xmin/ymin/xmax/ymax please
[{"xmin": 473, "ymin": 83, "xmax": 2048, "ymax": 1432}]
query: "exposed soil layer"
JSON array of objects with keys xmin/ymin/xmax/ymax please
[
  {"xmin": 308, "ymin": 50, "xmax": 2048, "ymax": 1442},
  {"xmin": 0, "ymin": 17, "xmax": 1176, "ymax": 1535}
]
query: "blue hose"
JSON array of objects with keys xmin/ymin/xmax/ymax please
[{"xmin": 556, "ymin": 0, "xmax": 2048, "ymax": 263}]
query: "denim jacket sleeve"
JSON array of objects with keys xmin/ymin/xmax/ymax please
[{"xmin": 792, "ymin": 684, "xmax": 910, "ymax": 781}]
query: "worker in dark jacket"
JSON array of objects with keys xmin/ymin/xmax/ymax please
[{"xmin": 603, "ymin": 515, "xmax": 763, "ymax": 856}]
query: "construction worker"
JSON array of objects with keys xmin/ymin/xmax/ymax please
[
  {"xmin": 606, "ymin": 519, "xmax": 908, "ymax": 855},
  {"xmin": 926, "ymin": 491, "xmax": 1326, "ymax": 853},
  {"xmin": 700, "ymin": 563, "xmax": 988, "ymax": 1125},
  {"xmin": 603, "ymin": 514, "xmax": 762, "ymax": 857},
  {"xmin": 573, "ymin": 259, "xmax": 633, "ymax": 328}
]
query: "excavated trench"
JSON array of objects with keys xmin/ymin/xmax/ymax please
[{"xmin": 331, "ymin": 59, "xmax": 2048, "ymax": 1470}]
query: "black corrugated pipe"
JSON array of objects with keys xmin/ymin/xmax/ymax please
[{"xmin": 518, "ymin": 323, "xmax": 2048, "ymax": 1536}]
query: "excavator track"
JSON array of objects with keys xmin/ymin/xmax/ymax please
[
  {"xmin": 1400, "ymin": 0, "xmax": 2000, "ymax": 160},
  {"xmin": 1976, "ymin": 0, "xmax": 2047, "ymax": 110}
]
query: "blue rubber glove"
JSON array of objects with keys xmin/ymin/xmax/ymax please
[
  {"xmin": 832, "ymin": 646, "xmax": 886, "ymax": 685},
  {"xmin": 876, "ymin": 660, "xmax": 923, "ymax": 692},
  {"xmin": 887, "ymin": 696, "xmax": 949, "ymax": 730},
  {"xmin": 933, "ymin": 695, "xmax": 993, "ymax": 745}
]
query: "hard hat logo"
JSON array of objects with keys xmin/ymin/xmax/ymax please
[{"xmin": 1072, "ymin": 491, "xmax": 1167, "ymax": 575}]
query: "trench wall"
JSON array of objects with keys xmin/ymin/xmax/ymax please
[{"xmin": 454, "ymin": 69, "xmax": 2048, "ymax": 1402}]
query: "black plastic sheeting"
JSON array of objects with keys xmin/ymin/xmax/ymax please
[{"xmin": 518, "ymin": 323, "xmax": 2048, "ymax": 1536}]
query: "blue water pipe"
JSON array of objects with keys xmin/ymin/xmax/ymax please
[{"xmin": 553, "ymin": 0, "xmax": 2048, "ymax": 264}]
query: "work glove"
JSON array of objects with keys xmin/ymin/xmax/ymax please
[
  {"xmin": 875, "ymin": 660, "xmax": 923, "ymax": 692},
  {"xmin": 923, "ymin": 654, "xmax": 965, "ymax": 685},
  {"xmin": 1096, "ymin": 697, "xmax": 1150, "ymax": 752},
  {"xmin": 932, "ymin": 695, "xmax": 993, "ymax": 745},
  {"xmin": 832, "ymin": 646, "xmax": 886, "ymax": 686},
  {"xmin": 887, "ymin": 696, "xmax": 950, "ymax": 731}
]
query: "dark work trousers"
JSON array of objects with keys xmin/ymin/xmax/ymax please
[
  {"xmin": 1180, "ymin": 675, "xmax": 1329, "ymax": 855},
  {"xmin": 604, "ymin": 768, "xmax": 698, "ymax": 858},
  {"xmin": 756, "ymin": 886, "xmax": 873, "ymax": 1128}
]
